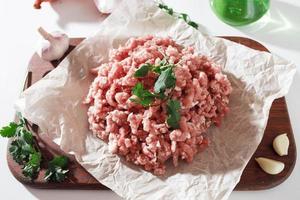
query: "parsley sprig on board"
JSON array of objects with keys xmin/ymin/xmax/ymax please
[
  {"xmin": 1, "ymin": 119, "xmax": 42, "ymax": 179},
  {"xmin": 45, "ymin": 156, "xmax": 69, "ymax": 182},
  {"xmin": 0, "ymin": 115, "xmax": 69, "ymax": 182},
  {"xmin": 23, "ymin": 152, "xmax": 42, "ymax": 179}
]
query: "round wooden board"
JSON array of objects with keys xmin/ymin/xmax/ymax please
[{"xmin": 7, "ymin": 37, "xmax": 296, "ymax": 191}]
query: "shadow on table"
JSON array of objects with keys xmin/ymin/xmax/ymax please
[
  {"xmin": 51, "ymin": 0, "xmax": 106, "ymax": 28},
  {"xmin": 236, "ymin": 0, "xmax": 300, "ymax": 51},
  {"xmin": 25, "ymin": 186, "xmax": 122, "ymax": 200}
]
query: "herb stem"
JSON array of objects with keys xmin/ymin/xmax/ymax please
[{"xmin": 157, "ymin": 2, "xmax": 199, "ymax": 29}]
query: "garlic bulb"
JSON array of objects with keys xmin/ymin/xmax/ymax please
[
  {"xmin": 94, "ymin": 0, "xmax": 122, "ymax": 14},
  {"xmin": 273, "ymin": 133, "xmax": 289, "ymax": 156},
  {"xmin": 37, "ymin": 27, "xmax": 70, "ymax": 61},
  {"xmin": 255, "ymin": 157, "xmax": 285, "ymax": 175},
  {"xmin": 34, "ymin": 0, "xmax": 55, "ymax": 9}
]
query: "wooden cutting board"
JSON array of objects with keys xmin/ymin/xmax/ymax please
[{"xmin": 7, "ymin": 37, "xmax": 296, "ymax": 191}]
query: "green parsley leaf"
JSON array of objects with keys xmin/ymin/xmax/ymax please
[
  {"xmin": 19, "ymin": 129, "xmax": 34, "ymax": 145},
  {"xmin": 134, "ymin": 63, "xmax": 152, "ymax": 78},
  {"xmin": 187, "ymin": 21, "xmax": 199, "ymax": 29},
  {"xmin": 159, "ymin": 58, "xmax": 168, "ymax": 66},
  {"xmin": 155, "ymin": 92, "xmax": 166, "ymax": 100},
  {"xmin": 179, "ymin": 13, "xmax": 189, "ymax": 22},
  {"xmin": 166, "ymin": 99, "xmax": 181, "ymax": 129},
  {"xmin": 152, "ymin": 66, "xmax": 162, "ymax": 74},
  {"xmin": 131, "ymin": 83, "xmax": 156, "ymax": 107},
  {"xmin": 9, "ymin": 140, "xmax": 29, "ymax": 165},
  {"xmin": 16, "ymin": 112, "xmax": 26, "ymax": 126},
  {"xmin": 158, "ymin": 3, "xmax": 166, "ymax": 9},
  {"xmin": 49, "ymin": 155, "xmax": 68, "ymax": 168},
  {"xmin": 167, "ymin": 8, "xmax": 174, "ymax": 15},
  {"xmin": 0, "ymin": 122, "xmax": 18, "ymax": 138},
  {"xmin": 153, "ymin": 62, "xmax": 170, "ymax": 74},
  {"xmin": 154, "ymin": 67, "xmax": 176, "ymax": 93},
  {"xmin": 23, "ymin": 152, "xmax": 41, "ymax": 179},
  {"xmin": 132, "ymin": 82, "xmax": 144, "ymax": 97},
  {"xmin": 45, "ymin": 156, "xmax": 69, "ymax": 182}
]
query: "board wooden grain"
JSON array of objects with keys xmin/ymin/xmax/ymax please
[{"xmin": 7, "ymin": 37, "xmax": 296, "ymax": 191}]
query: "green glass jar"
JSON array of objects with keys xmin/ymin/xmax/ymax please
[{"xmin": 210, "ymin": 0, "xmax": 270, "ymax": 26}]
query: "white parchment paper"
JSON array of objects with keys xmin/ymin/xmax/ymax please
[{"xmin": 15, "ymin": 0, "xmax": 296, "ymax": 199}]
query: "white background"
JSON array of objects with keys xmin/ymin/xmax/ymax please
[{"xmin": 0, "ymin": 0, "xmax": 299, "ymax": 199}]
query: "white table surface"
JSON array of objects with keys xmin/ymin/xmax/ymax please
[{"xmin": 0, "ymin": 0, "xmax": 299, "ymax": 199}]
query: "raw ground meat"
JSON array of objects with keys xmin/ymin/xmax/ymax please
[{"xmin": 84, "ymin": 35, "xmax": 232, "ymax": 175}]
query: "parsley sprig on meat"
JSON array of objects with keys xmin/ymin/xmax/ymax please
[
  {"xmin": 132, "ymin": 58, "xmax": 176, "ymax": 105},
  {"xmin": 166, "ymin": 99, "xmax": 181, "ymax": 129},
  {"xmin": 130, "ymin": 83, "xmax": 156, "ymax": 107},
  {"xmin": 0, "ymin": 115, "xmax": 69, "ymax": 182},
  {"xmin": 133, "ymin": 63, "xmax": 152, "ymax": 78},
  {"xmin": 154, "ymin": 67, "xmax": 176, "ymax": 94},
  {"xmin": 132, "ymin": 57, "xmax": 181, "ymax": 129}
]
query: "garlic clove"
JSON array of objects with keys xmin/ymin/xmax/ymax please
[
  {"xmin": 255, "ymin": 157, "xmax": 285, "ymax": 175},
  {"xmin": 37, "ymin": 27, "xmax": 70, "ymax": 61},
  {"xmin": 93, "ymin": 0, "xmax": 122, "ymax": 14},
  {"xmin": 34, "ymin": 0, "xmax": 55, "ymax": 9},
  {"xmin": 273, "ymin": 133, "xmax": 289, "ymax": 156}
]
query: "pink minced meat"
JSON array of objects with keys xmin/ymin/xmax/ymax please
[{"xmin": 84, "ymin": 35, "xmax": 232, "ymax": 175}]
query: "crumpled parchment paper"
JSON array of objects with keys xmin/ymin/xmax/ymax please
[
  {"xmin": 94, "ymin": 0, "xmax": 122, "ymax": 14},
  {"xmin": 15, "ymin": 0, "xmax": 296, "ymax": 199}
]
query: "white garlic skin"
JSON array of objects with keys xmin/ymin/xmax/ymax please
[
  {"xmin": 273, "ymin": 133, "xmax": 289, "ymax": 156},
  {"xmin": 37, "ymin": 29, "xmax": 70, "ymax": 61},
  {"xmin": 94, "ymin": 0, "xmax": 122, "ymax": 14},
  {"xmin": 255, "ymin": 157, "xmax": 285, "ymax": 175}
]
